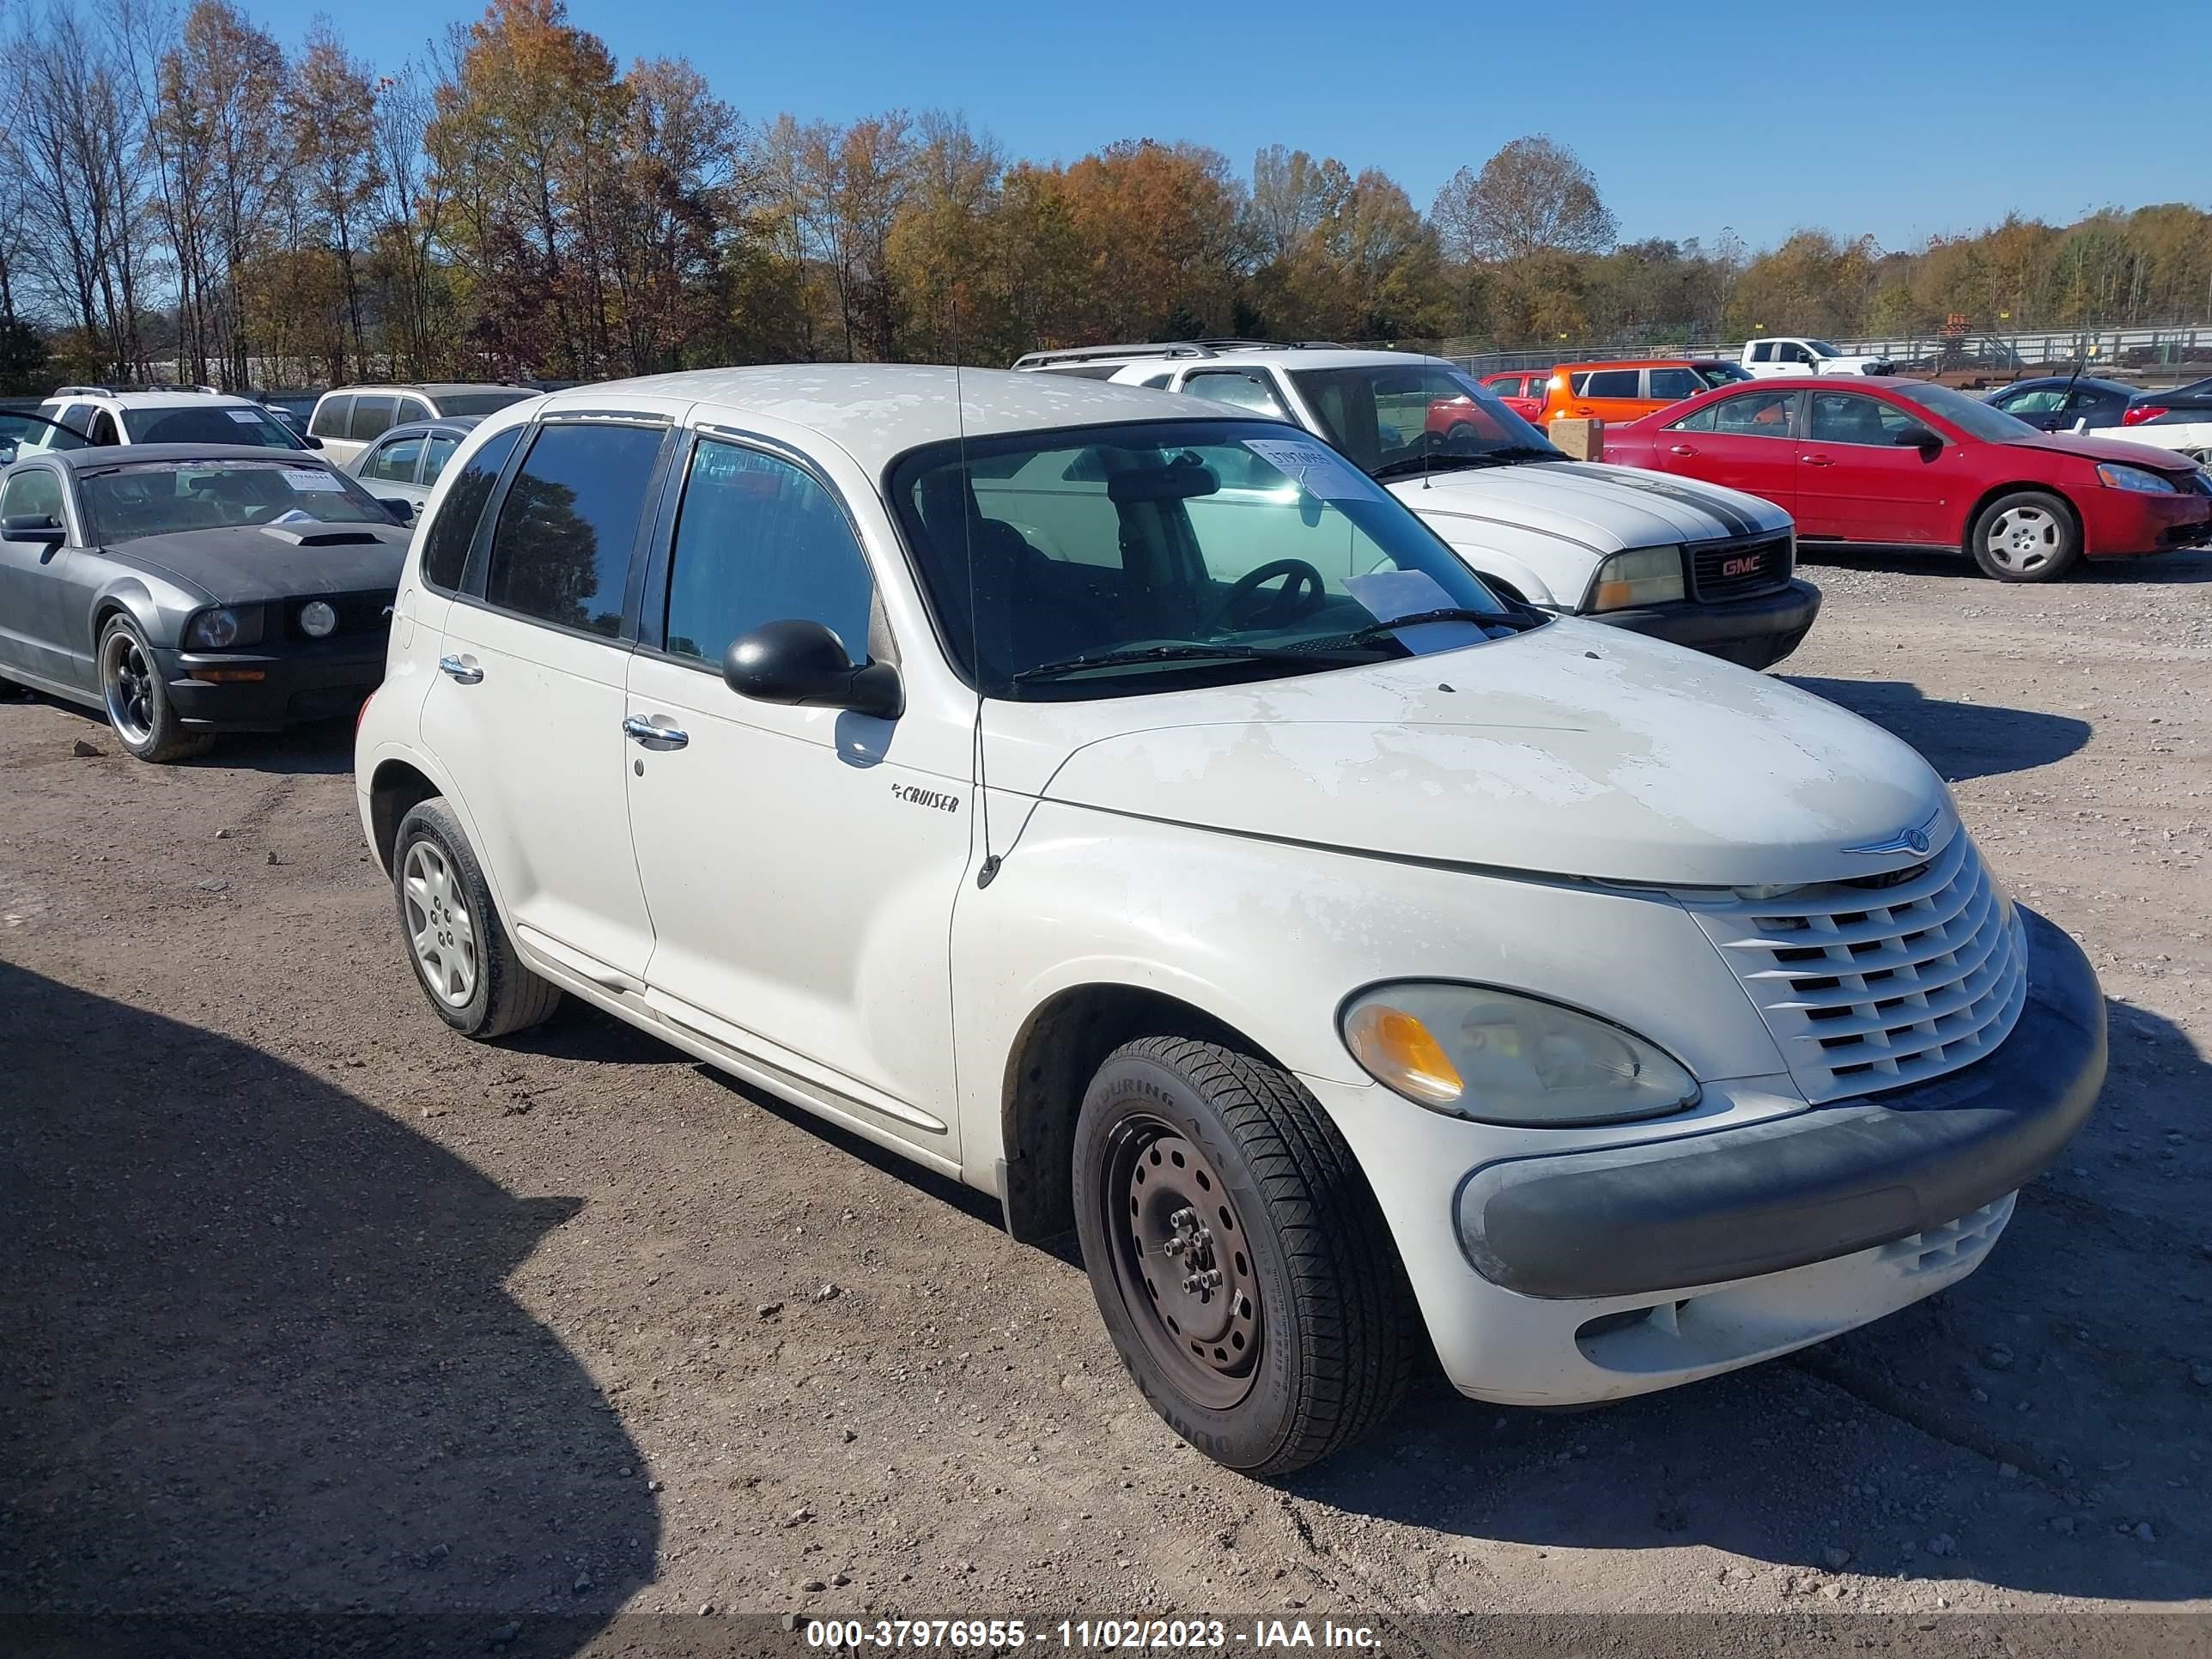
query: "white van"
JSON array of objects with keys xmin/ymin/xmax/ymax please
[{"xmin": 356, "ymin": 367, "xmax": 2103, "ymax": 1474}]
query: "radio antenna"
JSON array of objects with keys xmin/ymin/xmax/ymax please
[{"xmin": 955, "ymin": 295, "xmax": 1002, "ymax": 889}]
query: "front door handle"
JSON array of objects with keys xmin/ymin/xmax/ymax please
[
  {"xmin": 438, "ymin": 653, "xmax": 483, "ymax": 684},
  {"xmin": 623, "ymin": 714, "xmax": 689, "ymax": 750},
  {"xmin": 1801, "ymin": 453, "xmax": 1834, "ymax": 466},
  {"xmin": 1668, "ymin": 443, "xmax": 1698, "ymax": 457}
]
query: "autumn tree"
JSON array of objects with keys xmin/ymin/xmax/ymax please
[{"xmin": 1432, "ymin": 136, "xmax": 1615, "ymax": 265}]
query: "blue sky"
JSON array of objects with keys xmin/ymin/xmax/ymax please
[{"xmin": 258, "ymin": 0, "xmax": 2207, "ymax": 252}]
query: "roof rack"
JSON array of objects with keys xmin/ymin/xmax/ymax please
[
  {"xmin": 52, "ymin": 382, "xmax": 225, "ymax": 397},
  {"xmin": 1010, "ymin": 338, "xmax": 1346, "ymax": 370}
]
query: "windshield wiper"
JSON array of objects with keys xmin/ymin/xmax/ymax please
[
  {"xmin": 1011, "ymin": 641, "xmax": 1370, "ymax": 684},
  {"xmin": 1319, "ymin": 607, "xmax": 1541, "ymax": 651}
]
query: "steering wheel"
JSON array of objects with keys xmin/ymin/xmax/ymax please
[{"xmin": 1210, "ymin": 558, "xmax": 1328, "ymax": 630}]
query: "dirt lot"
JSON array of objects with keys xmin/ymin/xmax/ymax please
[{"xmin": 4, "ymin": 544, "xmax": 2210, "ymax": 1648}]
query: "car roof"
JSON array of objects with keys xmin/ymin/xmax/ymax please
[
  {"xmin": 46, "ymin": 391, "xmax": 263, "ymax": 410},
  {"xmin": 2003, "ymin": 375, "xmax": 2135, "ymax": 394},
  {"xmin": 42, "ymin": 443, "xmax": 342, "ymax": 471},
  {"xmin": 1565, "ymin": 358, "xmax": 1703, "ymax": 372},
  {"xmin": 321, "ymin": 382, "xmax": 525, "ymax": 398},
  {"xmin": 529, "ymin": 365, "xmax": 1276, "ymax": 473}
]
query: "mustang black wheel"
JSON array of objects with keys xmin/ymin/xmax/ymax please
[
  {"xmin": 392, "ymin": 798, "xmax": 562, "ymax": 1039},
  {"xmin": 1073, "ymin": 1036, "xmax": 1419, "ymax": 1475},
  {"xmin": 98, "ymin": 614, "xmax": 210, "ymax": 763}
]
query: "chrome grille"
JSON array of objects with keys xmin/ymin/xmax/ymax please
[{"xmin": 1685, "ymin": 828, "xmax": 2027, "ymax": 1103}]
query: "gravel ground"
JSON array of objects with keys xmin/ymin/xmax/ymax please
[{"xmin": 3, "ymin": 544, "xmax": 2209, "ymax": 1647}]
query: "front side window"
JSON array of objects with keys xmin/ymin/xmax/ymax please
[
  {"xmin": 365, "ymin": 434, "xmax": 426, "ymax": 483},
  {"xmin": 1777, "ymin": 342, "xmax": 1811, "ymax": 364},
  {"xmin": 1647, "ymin": 368, "xmax": 1701, "ymax": 401},
  {"xmin": 422, "ymin": 432, "xmax": 461, "ymax": 485},
  {"xmin": 310, "ymin": 395, "xmax": 353, "ymax": 439},
  {"xmin": 1, "ymin": 466, "xmax": 65, "ymax": 525},
  {"xmin": 1288, "ymin": 364, "xmax": 1560, "ymax": 478},
  {"xmin": 1670, "ymin": 388, "xmax": 1798, "ymax": 435},
  {"xmin": 889, "ymin": 419, "xmax": 1521, "ymax": 702},
  {"xmin": 419, "ymin": 426, "xmax": 522, "ymax": 592},
  {"xmin": 1995, "ymin": 386, "xmax": 2065, "ymax": 414},
  {"xmin": 78, "ymin": 460, "xmax": 392, "ymax": 544},
  {"xmin": 348, "ymin": 395, "xmax": 398, "ymax": 442},
  {"xmin": 1808, "ymin": 392, "xmax": 1926, "ymax": 446},
  {"xmin": 1583, "ymin": 369, "xmax": 1639, "ymax": 398},
  {"xmin": 482, "ymin": 422, "xmax": 664, "ymax": 638},
  {"xmin": 1182, "ymin": 369, "xmax": 1289, "ymax": 419},
  {"xmin": 661, "ymin": 440, "xmax": 875, "ymax": 665}
]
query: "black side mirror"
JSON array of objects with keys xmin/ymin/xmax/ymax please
[
  {"xmin": 377, "ymin": 496, "xmax": 415, "ymax": 524},
  {"xmin": 304, "ymin": 434, "xmax": 325, "ymax": 450},
  {"xmin": 723, "ymin": 619, "xmax": 902, "ymax": 720},
  {"xmin": 1895, "ymin": 428, "xmax": 1942, "ymax": 454},
  {"xmin": 2, "ymin": 513, "xmax": 64, "ymax": 544}
]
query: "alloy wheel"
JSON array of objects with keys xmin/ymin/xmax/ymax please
[
  {"xmin": 402, "ymin": 840, "xmax": 478, "ymax": 1006},
  {"xmin": 100, "ymin": 629, "xmax": 155, "ymax": 746}
]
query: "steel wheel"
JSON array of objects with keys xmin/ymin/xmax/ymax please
[
  {"xmin": 402, "ymin": 840, "xmax": 478, "ymax": 1007},
  {"xmin": 1101, "ymin": 1114, "xmax": 1261, "ymax": 1411},
  {"xmin": 100, "ymin": 627, "xmax": 156, "ymax": 747},
  {"xmin": 1981, "ymin": 502, "xmax": 2062, "ymax": 575}
]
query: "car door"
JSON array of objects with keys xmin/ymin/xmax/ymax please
[
  {"xmin": 357, "ymin": 430, "xmax": 430, "ymax": 517},
  {"xmin": 1798, "ymin": 389, "xmax": 1953, "ymax": 544},
  {"xmin": 0, "ymin": 464, "xmax": 79, "ymax": 685},
  {"xmin": 1563, "ymin": 368, "xmax": 1644, "ymax": 424},
  {"xmin": 1650, "ymin": 386, "xmax": 1801, "ymax": 516},
  {"xmin": 418, "ymin": 410, "xmax": 674, "ymax": 983},
  {"xmin": 623, "ymin": 428, "xmax": 966, "ymax": 1147}
]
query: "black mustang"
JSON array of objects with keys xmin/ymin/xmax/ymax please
[{"xmin": 0, "ymin": 418, "xmax": 415, "ymax": 761}]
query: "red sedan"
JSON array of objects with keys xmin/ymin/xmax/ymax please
[
  {"xmin": 1602, "ymin": 376, "xmax": 2212, "ymax": 580},
  {"xmin": 1478, "ymin": 369, "xmax": 1547, "ymax": 422}
]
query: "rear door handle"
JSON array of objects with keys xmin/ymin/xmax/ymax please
[
  {"xmin": 438, "ymin": 654, "xmax": 483, "ymax": 684},
  {"xmin": 623, "ymin": 714, "xmax": 689, "ymax": 750}
]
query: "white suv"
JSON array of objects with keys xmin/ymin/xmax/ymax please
[
  {"xmin": 34, "ymin": 386, "xmax": 304, "ymax": 451},
  {"xmin": 1016, "ymin": 343, "xmax": 1821, "ymax": 670},
  {"xmin": 357, "ymin": 366, "xmax": 2102, "ymax": 1474}
]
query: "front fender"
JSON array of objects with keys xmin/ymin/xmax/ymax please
[{"xmin": 85, "ymin": 572, "xmax": 190, "ymax": 655}]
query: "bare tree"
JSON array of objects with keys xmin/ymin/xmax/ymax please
[
  {"xmin": 1431, "ymin": 135, "xmax": 1616, "ymax": 264},
  {"xmin": 289, "ymin": 23, "xmax": 384, "ymax": 378}
]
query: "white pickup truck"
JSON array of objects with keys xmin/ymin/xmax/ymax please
[{"xmin": 1738, "ymin": 337, "xmax": 1893, "ymax": 378}]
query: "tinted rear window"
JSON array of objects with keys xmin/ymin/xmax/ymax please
[
  {"xmin": 432, "ymin": 391, "xmax": 535, "ymax": 417},
  {"xmin": 309, "ymin": 395, "xmax": 352, "ymax": 438},
  {"xmin": 482, "ymin": 422, "xmax": 665, "ymax": 637},
  {"xmin": 133, "ymin": 406, "xmax": 300, "ymax": 447}
]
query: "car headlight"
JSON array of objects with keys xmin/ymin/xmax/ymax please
[
  {"xmin": 299, "ymin": 599, "xmax": 337, "ymax": 637},
  {"xmin": 1340, "ymin": 981, "xmax": 1699, "ymax": 1126},
  {"xmin": 2096, "ymin": 463, "xmax": 2178, "ymax": 494},
  {"xmin": 1588, "ymin": 546, "xmax": 1686, "ymax": 611},
  {"xmin": 184, "ymin": 605, "xmax": 261, "ymax": 649}
]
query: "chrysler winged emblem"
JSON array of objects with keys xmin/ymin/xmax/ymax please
[{"xmin": 1844, "ymin": 812, "xmax": 1938, "ymax": 857}]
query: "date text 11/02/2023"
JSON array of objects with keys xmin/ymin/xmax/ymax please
[{"xmin": 802, "ymin": 1620, "xmax": 1383, "ymax": 1650}]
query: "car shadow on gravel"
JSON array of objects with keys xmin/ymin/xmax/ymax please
[
  {"xmin": 0, "ymin": 962, "xmax": 659, "ymax": 1639},
  {"xmin": 21, "ymin": 690, "xmax": 357, "ymax": 775},
  {"xmin": 1291, "ymin": 994, "xmax": 2212, "ymax": 1604},
  {"xmin": 1785, "ymin": 676, "xmax": 2091, "ymax": 782}
]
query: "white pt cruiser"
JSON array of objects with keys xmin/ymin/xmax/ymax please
[{"xmin": 356, "ymin": 367, "xmax": 2104, "ymax": 1475}]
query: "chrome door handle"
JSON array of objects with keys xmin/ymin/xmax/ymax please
[
  {"xmin": 438, "ymin": 654, "xmax": 483, "ymax": 684},
  {"xmin": 623, "ymin": 714, "xmax": 689, "ymax": 749}
]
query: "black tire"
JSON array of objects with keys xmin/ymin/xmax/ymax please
[
  {"xmin": 1968, "ymin": 489, "xmax": 2080, "ymax": 581},
  {"xmin": 392, "ymin": 797, "xmax": 562, "ymax": 1039},
  {"xmin": 1073, "ymin": 1036, "xmax": 1419, "ymax": 1475},
  {"xmin": 97, "ymin": 614, "xmax": 212, "ymax": 763}
]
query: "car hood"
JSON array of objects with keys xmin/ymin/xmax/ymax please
[
  {"xmin": 102, "ymin": 524, "xmax": 410, "ymax": 601},
  {"xmin": 994, "ymin": 619, "xmax": 1948, "ymax": 889},
  {"xmin": 1385, "ymin": 459, "xmax": 1789, "ymax": 554},
  {"xmin": 1995, "ymin": 432, "xmax": 2202, "ymax": 471}
]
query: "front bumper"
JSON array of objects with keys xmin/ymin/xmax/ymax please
[
  {"xmin": 2081, "ymin": 487, "xmax": 2212, "ymax": 556},
  {"xmin": 1457, "ymin": 909, "xmax": 2102, "ymax": 1300},
  {"xmin": 157, "ymin": 640, "xmax": 389, "ymax": 732},
  {"xmin": 1586, "ymin": 577, "xmax": 1821, "ymax": 670}
]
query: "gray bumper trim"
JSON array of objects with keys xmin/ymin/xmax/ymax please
[{"xmin": 1456, "ymin": 908, "xmax": 2104, "ymax": 1300}]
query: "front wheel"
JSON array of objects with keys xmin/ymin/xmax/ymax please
[
  {"xmin": 1969, "ymin": 489, "xmax": 2080, "ymax": 581},
  {"xmin": 1073, "ymin": 1036, "xmax": 1419, "ymax": 1475},
  {"xmin": 99, "ymin": 614, "xmax": 211, "ymax": 762}
]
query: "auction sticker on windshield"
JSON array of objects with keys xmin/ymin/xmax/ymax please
[
  {"xmin": 281, "ymin": 468, "xmax": 344, "ymax": 493},
  {"xmin": 226, "ymin": 409, "xmax": 264, "ymax": 424},
  {"xmin": 1243, "ymin": 437, "xmax": 1369, "ymax": 501}
]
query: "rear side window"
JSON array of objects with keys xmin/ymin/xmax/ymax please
[
  {"xmin": 364, "ymin": 434, "xmax": 425, "ymax": 483},
  {"xmin": 483, "ymin": 422, "xmax": 665, "ymax": 638},
  {"xmin": 1568, "ymin": 373, "xmax": 1591, "ymax": 395},
  {"xmin": 310, "ymin": 395, "xmax": 353, "ymax": 439},
  {"xmin": 660, "ymin": 439, "xmax": 875, "ymax": 665},
  {"xmin": 349, "ymin": 395, "xmax": 398, "ymax": 442},
  {"xmin": 1583, "ymin": 370, "xmax": 1639, "ymax": 398},
  {"xmin": 1749, "ymin": 343, "xmax": 1775, "ymax": 363},
  {"xmin": 1647, "ymin": 368, "xmax": 1700, "ymax": 401},
  {"xmin": 419, "ymin": 426, "xmax": 522, "ymax": 592},
  {"xmin": 422, "ymin": 432, "xmax": 460, "ymax": 485},
  {"xmin": 1182, "ymin": 369, "xmax": 1289, "ymax": 418}
]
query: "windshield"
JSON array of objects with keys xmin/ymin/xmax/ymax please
[
  {"xmin": 134, "ymin": 405, "xmax": 302, "ymax": 448},
  {"xmin": 1694, "ymin": 362, "xmax": 1753, "ymax": 387},
  {"xmin": 888, "ymin": 419, "xmax": 1523, "ymax": 701},
  {"xmin": 1286, "ymin": 363, "xmax": 1563, "ymax": 475},
  {"xmin": 81, "ymin": 459, "xmax": 395, "ymax": 544},
  {"xmin": 433, "ymin": 390, "xmax": 534, "ymax": 416},
  {"xmin": 1882, "ymin": 380, "xmax": 2042, "ymax": 442}
]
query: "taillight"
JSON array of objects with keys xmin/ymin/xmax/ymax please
[
  {"xmin": 356, "ymin": 687, "xmax": 376, "ymax": 735},
  {"xmin": 2123, "ymin": 405, "xmax": 2165, "ymax": 427}
]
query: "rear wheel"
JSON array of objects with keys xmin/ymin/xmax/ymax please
[
  {"xmin": 1969, "ymin": 489, "xmax": 2079, "ymax": 581},
  {"xmin": 1073, "ymin": 1036, "xmax": 1419, "ymax": 1475},
  {"xmin": 392, "ymin": 798, "xmax": 562, "ymax": 1039},
  {"xmin": 98, "ymin": 614, "xmax": 211, "ymax": 762}
]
